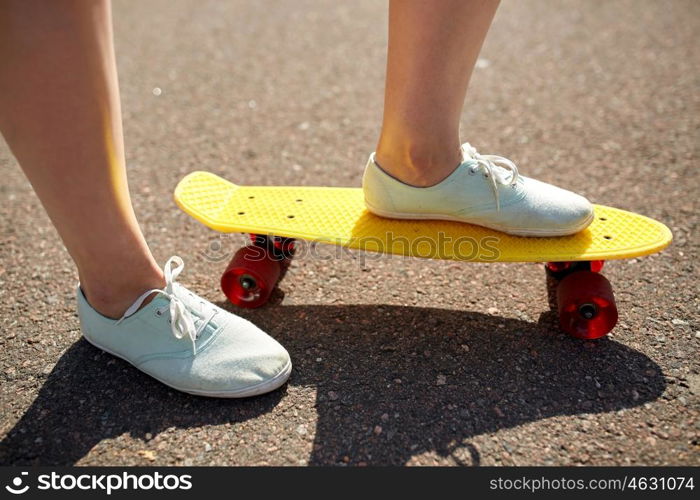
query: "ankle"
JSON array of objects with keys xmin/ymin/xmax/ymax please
[
  {"xmin": 375, "ymin": 139, "xmax": 462, "ymax": 187},
  {"xmin": 80, "ymin": 263, "xmax": 165, "ymax": 319}
]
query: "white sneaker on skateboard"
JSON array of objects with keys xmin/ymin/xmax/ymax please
[{"xmin": 363, "ymin": 143, "xmax": 594, "ymax": 237}]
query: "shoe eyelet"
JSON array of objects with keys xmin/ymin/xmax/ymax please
[
  {"xmin": 483, "ymin": 174, "xmax": 489, "ymax": 178},
  {"xmin": 155, "ymin": 310, "xmax": 163, "ymax": 317},
  {"xmin": 468, "ymin": 169, "xmax": 476, "ymax": 175}
]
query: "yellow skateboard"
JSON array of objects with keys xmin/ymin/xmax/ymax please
[{"xmin": 174, "ymin": 171, "xmax": 672, "ymax": 339}]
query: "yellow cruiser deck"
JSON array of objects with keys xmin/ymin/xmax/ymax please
[{"xmin": 174, "ymin": 171, "xmax": 672, "ymax": 262}]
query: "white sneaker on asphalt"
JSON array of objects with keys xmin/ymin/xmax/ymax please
[
  {"xmin": 363, "ymin": 143, "xmax": 594, "ymax": 237},
  {"xmin": 77, "ymin": 256, "xmax": 291, "ymax": 398}
]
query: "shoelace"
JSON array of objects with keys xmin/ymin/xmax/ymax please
[
  {"xmin": 116, "ymin": 256, "xmax": 217, "ymax": 354},
  {"xmin": 461, "ymin": 142, "xmax": 520, "ymax": 211}
]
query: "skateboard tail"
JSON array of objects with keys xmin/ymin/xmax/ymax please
[{"xmin": 174, "ymin": 171, "xmax": 242, "ymax": 230}]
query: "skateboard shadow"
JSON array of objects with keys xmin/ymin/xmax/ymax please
[
  {"xmin": 0, "ymin": 304, "xmax": 664, "ymax": 465},
  {"xmin": 238, "ymin": 304, "xmax": 665, "ymax": 465}
]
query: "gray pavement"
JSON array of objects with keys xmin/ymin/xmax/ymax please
[{"xmin": 0, "ymin": 0, "xmax": 698, "ymax": 465}]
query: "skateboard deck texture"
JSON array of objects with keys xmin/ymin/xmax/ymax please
[{"xmin": 174, "ymin": 171, "xmax": 672, "ymax": 263}]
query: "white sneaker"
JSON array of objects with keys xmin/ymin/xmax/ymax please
[
  {"xmin": 363, "ymin": 143, "xmax": 594, "ymax": 236},
  {"xmin": 77, "ymin": 256, "xmax": 291, "ymax": 398}
]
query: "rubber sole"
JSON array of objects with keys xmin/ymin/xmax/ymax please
[
  {"xmin": 364, "ymin": 201, "xmax": 596, "ymax": 237},
  {"xmin": 81, "ymin": 334, "xmax": 292, "ymax": 398}
]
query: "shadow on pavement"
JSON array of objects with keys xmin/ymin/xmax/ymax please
[
  {"xmin": 1, "ymin": 304, "xmax": 665, "ymax": 465},
  {"xmin": 0, "ymin": 341, "xmax": 284, "ymax": 465},
  {"xmin": 244, "ymin": 304, "xmax": 665, "ymax": 466}
]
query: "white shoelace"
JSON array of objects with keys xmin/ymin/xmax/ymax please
[
  {"xmin": 461, "ymin": 142, "xmax": 520, "ymax": 211},
  {"xmin": 116, "ymin": 256, "xmax": 217, "ymax": 354}
]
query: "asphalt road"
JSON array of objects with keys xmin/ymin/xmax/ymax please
[{"xmin": 1, "ymin": 0, "xmax": 698, "ymax": 466}]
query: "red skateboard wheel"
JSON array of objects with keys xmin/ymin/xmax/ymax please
[
  {"xmin": 221, "ymin": 245, "xmax": 281, "ymax": 308},
  {"xmin": 557, "ymin": 270, "xmax": 618, "ymax": 339}
]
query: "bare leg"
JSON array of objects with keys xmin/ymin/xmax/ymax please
[
  {"xmin": 0, "ymin": 0, "xmax": 164, "ymax": 318},
  {"xmin": 376, "ymin": 0, "xmax": 500, "ymax": 187}
]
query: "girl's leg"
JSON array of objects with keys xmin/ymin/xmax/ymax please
[
  {"xmin": 376, "ymin": 0, "xmax": 500, "ymax": 187},
  {"xmin": 0, "ymin": 0, "xmax": 164, "ymax": 318},
  {"xmin": 366, "ymin": 0, "xmax": 592, "ymax": 236},
  {"xmin": 1, "ymin": 0, "xmax": 294, "ymax": 398}
]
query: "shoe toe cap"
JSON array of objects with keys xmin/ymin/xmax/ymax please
[
  {"xmin": 518, "ymin": 178, "xmax": 594, "ymax": 233},
  {"xmin": 198, "ymin": 325, "xmax": 291, "ymax": 394},
  {"xmin": 140, "ymin": 317, "xmax": 291, "ymax": 396},
  {"xmin": 560, "ymin": 192, "xmax": 594, "ymax": 229},
  {"xmin": 556, "ymin": 190, "xmax": 593, "ymax": 224}
]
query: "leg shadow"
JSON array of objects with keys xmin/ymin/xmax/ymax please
[{"xmin": 0, "ymin": 340, "xmax": 284, "ymax": 465}]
